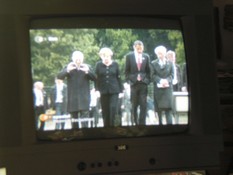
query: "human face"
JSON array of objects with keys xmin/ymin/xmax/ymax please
[
  {"xmin": 56, "ymin": 79, "xmax": 63, "ymax": 84},
  {"xmin": 134, "ymin": 44, "xmax": 144, "ymax": 54},
  {"xmin": 167, "ymin": 53, "xmax": 175, "ymax": 62},
  {"xmin": 156, "ymin": 51, "xmax": 166, "ymax": 60},
  {"xmin": 100, "ymin": 53, "xmax": 112, "ymax": 65},
  {"xmin": 36, "ymin": 82, "xmax": 44, "ymax": 90},
  {"xmin": 73, "ymin": 56, "xmax": 83, "ymax": 65}
]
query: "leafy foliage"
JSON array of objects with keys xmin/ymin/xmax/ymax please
[{"xmin": 30, "ymin": 28, "xmax": 185, "ymax": 86}]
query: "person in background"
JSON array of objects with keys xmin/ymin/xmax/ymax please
[
  {"xmin": 89, "ymin": 86, "xmax": 101, "ymax": 127},
  {"xmin": 151, "ymin": 45, "xmax": 174, "ymax": 125},
  {"xmin": 121, "ymin": 82, "xmax": 131, "ymax": 125},
  {"xmin": 181, "ymin": 62, "xmax": 188, "ymax": 92},
  {"xmin": 124, "ymin": 40, "xmax": 151, "ymax": 125},
  {"xmin": 57, "ymin": 50, "xmax": 96, "ymax": 129},
  {"xmin": 95, "ymin": 47, "xmax": 123, "ymax": 127},
  {"xmin": 146, "ymin": 96, "xmax": 156, "ymax": 125},
  {"xmin": 50, "ymin": 78, "xmax": 68, "ymax": 130},
  {"xmin": 166, "ymin": 50, "xmax": 182, "ymax": 123},
  {"xmin": 166, "ymin": 50, "xmax": 182, "ymax": 91},
  {"xmin": 33, "ymin": 81, "xmax": 48, "ymax": 130}
]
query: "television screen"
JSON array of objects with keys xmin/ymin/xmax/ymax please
[{"xmin": 29, "ymin": 16, "xmax": 189, "ymax": 141}]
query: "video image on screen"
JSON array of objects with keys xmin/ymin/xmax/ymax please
[{"xmin": 30, "ymin": 27, "xmax": 189, "ymax": 141}]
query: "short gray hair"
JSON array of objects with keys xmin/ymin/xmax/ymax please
[
  {"xmin": 71, "ymin": 51, "xmax": 84, "ymax": 62},
  {"xmin": 154, "ymin": 45, "xmax": 167, "ymax": 55}
]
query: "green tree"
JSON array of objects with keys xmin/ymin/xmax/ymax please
[
  {"xmin": 30, "ymin": 28, "xmax": 185, "ymax": 86},
  {"xmin": 30, "ymin": 29, "xmax": 99, "ymax": 86}
]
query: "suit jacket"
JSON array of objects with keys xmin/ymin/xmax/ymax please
[
  {"xmin": 33, "ymin": 89, "xmax": 48, "ymax": 109},
  {"xmin": 95, "ymin": 61, "xmax": 123, "ymax": 95},
  {"xmin": 182, "ymin": 63, "xmax": 187, "ymax": 88},
  {"xmin": 50, "ymin": 83, "xmax": 68, "ymax": 113},
  {"xmin": 173, "ymin": 63, "xmax": 182, "ymax": 91},
  {"xmin": 125, "ymin": 51, "xmax": 151, "ymax": 85}
]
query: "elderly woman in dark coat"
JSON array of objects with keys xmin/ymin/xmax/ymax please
[
  {"xmin": 151, "ymin": 45, "xmax": 174, "ymax": 125},
  {"xmin": 57, "ymin": 51, "xmax": 96, "ymax": 129}
]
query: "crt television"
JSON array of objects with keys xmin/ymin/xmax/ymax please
[{"xmin": 0, "ymin": 0, "xmax": 223, "ymax": 175}]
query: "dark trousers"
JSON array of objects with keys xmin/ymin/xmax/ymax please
[
  {"xmin": 90, "ymin": 106, "xmax": 99, "ymax": 127},
  {"xmin": 157, "ymin": 109, "xmax": 173, "ymax": 125},
  {"xmin": 130, "ymin": 83, "xmax": 147, "ymax": 125},
  {"xmin": 35, "ymin": 105, "xmax": 45, "ymax": 130},
  {"xmin": 100, "ymin": 93, "xmax": 119, "ymax": 127},
  {"xmin": 71, "ymin": 111, "xmax": 89, "ymax": 129},
  {"xmin": 55, "ymin": 103, "xmax": 66, "ymax": 130}
]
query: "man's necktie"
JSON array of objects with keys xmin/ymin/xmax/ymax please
[{"xmin": 137, "ymin": 55, "xmax": 142, "ymax": 81}]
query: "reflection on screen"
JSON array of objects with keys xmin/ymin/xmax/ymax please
[{"xmin": 30, "ymin": 28, "xmax": 188, "ymax": 133}]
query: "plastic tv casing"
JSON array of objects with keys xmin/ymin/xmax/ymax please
[{"xmin": 0, "ymin": 0, "xmax": 223, "ymax": 175}]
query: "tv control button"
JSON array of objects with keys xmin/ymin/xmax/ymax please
[
  {"xmin": 107, "ymin": 161, "xmax": 112, "ymax": 167},
  {"xmin": 149, "ymin": 158, "xmax": 156, "ymax": 165},
  {"xmin": 114, "ymin": 161, "xmax": 119, "ymax": 166},
  {"xmin": 97, "ymin": 162, "xmax": 103, "ymax": 167},
  {"xmin": 77, "ymin": 162, "xmax": 87, "ymax": 171}
]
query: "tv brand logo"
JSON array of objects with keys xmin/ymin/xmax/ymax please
[{"xmin": 115, "ymin": 144, "xmax": 129, "ymax": 151}]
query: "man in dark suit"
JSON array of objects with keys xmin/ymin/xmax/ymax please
[
  {"xmin": 166, "ymin": 50, "xmax": 182, "ymax": 91},
  {"xmin": 50, "ymin": 78, "xmax": 68, "ymax": 130},
  {"xmin": 125, "ymin": 40, "xmax": 151, "ymax": 125},
  {"xmin": 181, "ymin": 62, "xmax": 188, "ymax": 92}
]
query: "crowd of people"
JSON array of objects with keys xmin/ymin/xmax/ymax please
[{"xmin": 33, "ymin": 40, "xmax": 188, "ymax": 130}]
